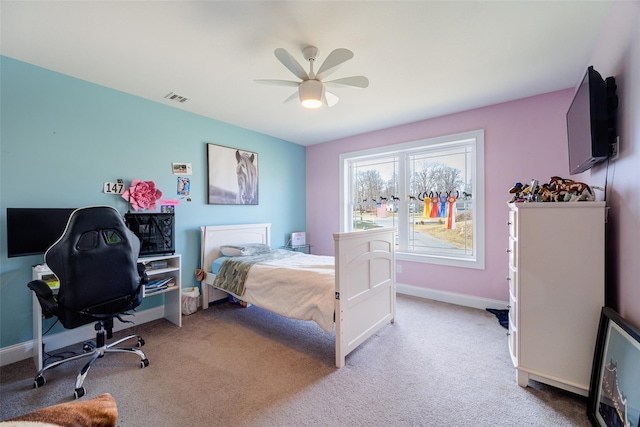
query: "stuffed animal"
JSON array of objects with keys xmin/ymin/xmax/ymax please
[
  {"xmin": 537, "ymin": 184, "xmax": 560, "ymax": 202},
  {"xmin": 509, "ymin": 177, "xmax": 599, "ymax": 203},
  {"xmin": 508, "ymin": 182, "xmax": 530, "ymax": 203},
  {"xmin": 547, "ymin": 176, "xmax": 595, "ymax": 201}
]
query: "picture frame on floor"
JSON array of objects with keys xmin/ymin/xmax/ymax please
[{"xmin": 587, "ymin": 306, "xmax": 640, "ymax": 427}]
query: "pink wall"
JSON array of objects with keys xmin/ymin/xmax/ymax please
[
  {"xmin": 585, "ymin": 1, "xmax": 640, "ymax": 327},
  {"xmin": 307, "ymin": 89, "xmax": 575, "ymax": 302}
]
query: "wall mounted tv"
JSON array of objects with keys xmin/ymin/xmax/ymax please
[
  {"xmin": 566, "ymin": 66, "xmax": 617, "ymax": 175},
  {"xmin": 6, "ymin": 208, "xmax": 76, "ymax": 258}
]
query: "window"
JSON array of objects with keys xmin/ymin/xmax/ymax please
[{"xmin": 340, "ymin": 130, "xmax": 484, "ymax": 269}]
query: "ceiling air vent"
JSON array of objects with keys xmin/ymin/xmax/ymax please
[{"xmin": 164, "ymin": 92, "xmax": 190, "ymax": 103}]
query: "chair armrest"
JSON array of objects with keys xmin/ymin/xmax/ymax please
[
  {"xmin": 137, "ymin": 262, "xmax": 149, "ymax": 285},
  {"xmin": 28, "ymin": 280, "xmax": 58, "ymax": 318}
]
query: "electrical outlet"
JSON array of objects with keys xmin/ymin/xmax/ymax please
[
  {"xmin": 396, "ymin": 264, "xmax": 402, "ymax": 273},
  {"xmin": 610, "ymin": 136, "xmax": 620, "ymax": 160}
]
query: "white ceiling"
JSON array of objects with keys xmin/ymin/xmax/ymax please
[{"xmin": 1, "ymin": 1, "xmax": 612, "ymax": 146}]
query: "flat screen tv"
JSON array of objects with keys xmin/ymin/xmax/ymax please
[
  {"xmin": 6, "ymin": 208, "xmax": 76, "ymax": 258},
  {"xmin": 566, "ymin": 66, "xmax": 616, "ymax": 175}
]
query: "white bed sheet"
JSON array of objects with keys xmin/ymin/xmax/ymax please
[{"xmin": 225, "ymin": 252, "xmax": 336, "ymax": 333}]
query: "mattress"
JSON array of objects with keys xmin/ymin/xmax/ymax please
[{"xmin": 211, "ymin": 251, "xmax": 336, "ymax": 333}]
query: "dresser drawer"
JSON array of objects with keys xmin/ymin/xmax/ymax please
[
  {"xmin": 508, "ymin": 292, "xmax": 517, "ymax": 360},
  {"xmin": 508, "ymin": 237, "xmax": 517, "ymax": 269},
  {"xmin": 507, "ymin": 265, "xmax": 517, "ymax": 300},
  {"xmin": 508, "ymin": 326, "xmax": 517, "ymax": 362},
  {"xmin": 509, "ymin": 296, "xmax": 517, "ymax": 330},
  {"xmin": 508, "ymin": 209, "xmax": 517, "ymax": 238}
]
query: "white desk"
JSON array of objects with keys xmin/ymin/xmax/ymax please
[{"xmin": 31, "ymin": 254, "xmax": 182, "ymax": 370}]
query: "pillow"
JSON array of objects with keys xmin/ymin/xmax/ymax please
[{"xmin": 219, "ymin": 243, "xmax": 272, "ymax": 257}]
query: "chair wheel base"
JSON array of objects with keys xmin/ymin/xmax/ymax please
[
  {"xmin": 34, "ymin": 375, "xmax": 46, "ymax": 388},
  {"xmin": 141, "ymin": 358, "xmax": 149, "ymax": 368},
  {"xmin": 137, "ymin": 338, "xmax": 145, "ymax": 347},
  {"xmin": 74, "ymin": 387, "xmax": 86, "ymax": 399}
]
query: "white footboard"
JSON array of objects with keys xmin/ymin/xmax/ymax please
[{"xmin": 333, "ymin": 228, "xmax": 396, "ymax": 368}]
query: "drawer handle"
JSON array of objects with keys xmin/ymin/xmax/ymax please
[
  {"xmin": 507, "ymin": 221, "xmax": 512, "ymax": 226},
  {"xmin": 506, "ymin": 248, "xmax": 512, "ymax": 253},
  {"xmin": 506, "ymin": 332, "xmax": 510, "ymax": 337},
  {"xmin": 506, "ymin": 276, "xmax": 511, "ymax": 282}
]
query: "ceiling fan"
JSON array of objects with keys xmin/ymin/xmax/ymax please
[{"xmin": 255, "ymin": 46, "xmax": 369, "ymax": 109}]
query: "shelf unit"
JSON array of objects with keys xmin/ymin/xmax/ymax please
[
  {"xmin": 32, "ymin": 253, "xmax": 182, "ymax": 370},
  {"xmin": 138, "ymin": 254, "xmax": 182, "ymax": 326}
]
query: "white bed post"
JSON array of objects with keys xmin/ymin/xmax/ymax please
[{"xmin": 199, "ymin": 226, "xmax": 210, "ymax": 310}]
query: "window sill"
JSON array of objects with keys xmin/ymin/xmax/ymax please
[{"xmin": 396, "ymin": 251, "xmax": 485, "ymax": 270}]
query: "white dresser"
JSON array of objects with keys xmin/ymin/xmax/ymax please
[{"xmin": 507, "ymin": 201, "xmax": 605, "ymax": 396}]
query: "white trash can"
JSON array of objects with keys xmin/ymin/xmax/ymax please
[{"xmin": 181, "ymin": 287, "xmax": 200, "ymax": 315}]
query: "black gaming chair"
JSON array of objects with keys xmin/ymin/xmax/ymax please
[{"xmin": 28, "ymin": 206, "xmax": 149, "ymax": 399}]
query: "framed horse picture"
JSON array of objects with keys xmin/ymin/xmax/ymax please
[
  {"xmin": 587, "ymin": 307, "xmax": 640, "ymax": 427},
  {"xmin": 207, "ymin": 143, "xmax": 259, "ymax": 205}
]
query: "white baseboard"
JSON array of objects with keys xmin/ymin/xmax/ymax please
[
  {"xmin": 396, "ymin": 283, "xmax": 509, "ymax": 311},
  {"xmin": 0, "ymin": 306, "xmax": 165, "ymax": 368}
]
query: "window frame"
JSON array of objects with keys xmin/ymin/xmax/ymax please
[{"xmin": 339, "ymin": 129, "xmax": 485, "ymax": 270}]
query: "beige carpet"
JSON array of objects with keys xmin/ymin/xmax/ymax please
[{"xmin": 1, "ymin": 295, "xmax": 590, "ymax": 426}]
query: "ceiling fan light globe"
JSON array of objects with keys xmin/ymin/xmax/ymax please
[
  {"xmin": 299, "ymin": 80, "xmax": 324, "ymax": 109},
  {"xmin": 301, "ymin": 98, "xmax": 323, "ymax": 109}
]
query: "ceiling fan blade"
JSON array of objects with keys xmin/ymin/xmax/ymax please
[
  {"xmin": 324, "ymin": 91, "xmax": 339, "ymax": 107},
  {"xmin": 316, "ymin": 48, "xmax": 354, "ymax": 80},
  {"xmin": 274, "ymin": 48, "xmax": 308, "ymax": 81},
  {"xmin": 324, "ymin": 76, "xmax": 369, "ymax": 89},
  {"xmin": 254, "ymin": 79, "xmax": 300, "ymax": 87},
  {"xmin": 283, "ymin": 91, "xmax": 298, "ymax": 104}
]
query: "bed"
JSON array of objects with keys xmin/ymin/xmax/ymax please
[{"xmin": 199, "ymin": 223, "xmax": 396, "ymax": 367}]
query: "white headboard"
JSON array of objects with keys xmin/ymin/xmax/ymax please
[{"xmin": 199, "ymin": 223, "xmax": 271, "ymax": 273}]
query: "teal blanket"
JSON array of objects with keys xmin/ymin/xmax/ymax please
[{"xmin": 212, "ymin": 250, "xmax": 296, "ymax": 296}]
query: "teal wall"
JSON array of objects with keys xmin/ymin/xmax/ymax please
[{"xmin": 0, "ymin": 56, "xmax": 306, "ymax": 348}]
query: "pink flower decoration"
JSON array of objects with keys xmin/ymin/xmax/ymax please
[{"xmin": 122, "ymin": 179, "xmax": 162, "ymax": 212}]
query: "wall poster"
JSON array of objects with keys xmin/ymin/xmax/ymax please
[{"xmin": 207, "ymin": 143, "xmax": 258, "ymax": 205}]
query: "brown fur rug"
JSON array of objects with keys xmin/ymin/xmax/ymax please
[{"xmin": 1, "ymin": 393, "xmax": 117, "ymax": 427}]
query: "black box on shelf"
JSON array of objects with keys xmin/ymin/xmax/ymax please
[{"xmin": 124, "ymin": 213, "xmax": 175, "ymax": 256}]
